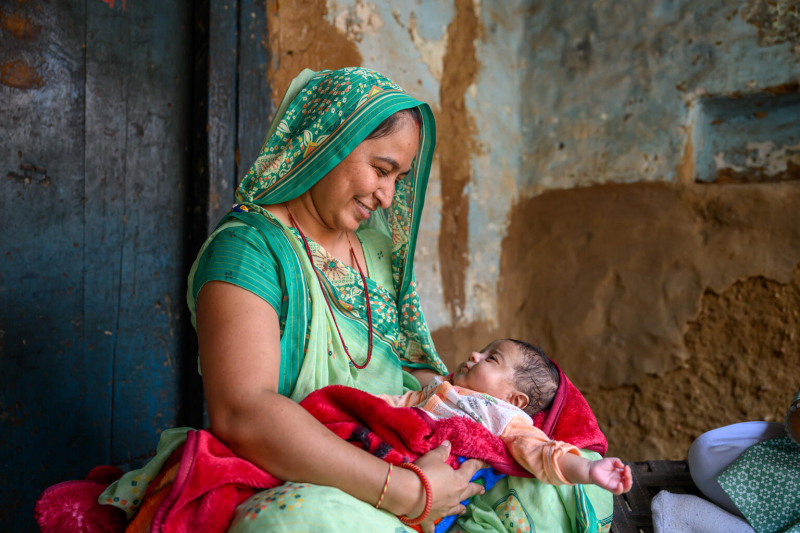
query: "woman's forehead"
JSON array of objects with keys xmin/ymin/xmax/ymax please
[{"xmin": 362, "ymin": 123, "xmax": 419, "ymax": 161}]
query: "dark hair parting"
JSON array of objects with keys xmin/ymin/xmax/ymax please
[{"xmin": 366, "ymin": 107, "xmax": 423, "ymax": 140}]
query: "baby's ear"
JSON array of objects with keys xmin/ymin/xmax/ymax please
[{"xmin": 508, "ymin": 390, "xmax": 529, "ymax": 410}]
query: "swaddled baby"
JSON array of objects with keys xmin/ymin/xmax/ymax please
[{"xmin": 381, "ymin": 339, "xmax": 631, "ymax": 493}]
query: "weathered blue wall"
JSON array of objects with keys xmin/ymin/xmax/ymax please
[
  {"xmin": 521, "ymin": 0, "xmax": 799, "ymax": 189},
  {"xmin": 1, "ymin": 1, "xmax": 192, "ymax": 530}
]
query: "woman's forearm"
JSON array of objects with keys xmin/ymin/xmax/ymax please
[
  {"xmin": 197, "ymin": 282, "xmax": 422, "ymax": 518},
  {"xmin": 212, "ymin": 390, "xmax": 425, "ymax": 517}
]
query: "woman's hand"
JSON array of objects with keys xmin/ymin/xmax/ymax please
[
  {"xmin": 407, "ymin": 441, "xmax": 487, "ymax": 533},
  {"xmin": 403, "ymin": 367, "xmax": 442, "ymax": 389}
]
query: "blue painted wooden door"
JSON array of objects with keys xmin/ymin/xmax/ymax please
[{"xmin": 1, "ymin": 1, "xmax": 191, "ymax": 530}]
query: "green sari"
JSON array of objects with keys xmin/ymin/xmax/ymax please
[
  {"xmin": 99, "ymin": 66, "xmax": 443, "ymax": 527},
  {"xmin": 100, "ymin": 67, "xmax": 612, "ymax": 533}
]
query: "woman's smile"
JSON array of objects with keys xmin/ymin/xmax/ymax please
[{"xmin": 354, "ymin": 197, "xmax": 372, "ymax": 220}]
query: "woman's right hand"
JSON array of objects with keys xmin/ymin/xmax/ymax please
[{"xmin": 406, "ymin": 441, "xmax": 487, "ymax": 532}]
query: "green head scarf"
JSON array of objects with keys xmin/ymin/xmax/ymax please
[
  {"xmin": 236, "ymin": 67, "xmax": 435, "ymax": 303},
  {"xmin": 225, "ymin": 67, "xmax": 446, "ymax": 395}
]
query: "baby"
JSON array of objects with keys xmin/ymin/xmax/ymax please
[{"xmin": 382, "ymin": 339, "xmax": 632, "ymax": 494}]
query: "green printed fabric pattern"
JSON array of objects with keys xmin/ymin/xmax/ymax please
[
  {"xmin": 187, "ymin": 218, "xmax": 311, "ymax": 396},
  {"xmin": 227, "ymin": 483, "xmax": 416, "ymax": 533},
  {"xmin": 448, "ymin": 450, "xmax": 613, "ymax": 533},
  {"xmin": 717, "ymin": 436, "xmax": 800, "ymax": 533},
  {"xmin": 197, "ymin": 209, "xmax": 416, "ymax": 398},
  {"xmin": 191, "ymin": 223, "xmax": 285, "ymax": 322},
  {"xmin": 98, "ymin": 428, "xmax": 192, "ymax": 518}
]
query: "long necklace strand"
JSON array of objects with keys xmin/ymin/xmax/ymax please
[{"xmin": 285, "ymin": 206, "xmax": 373, "ymax": 370}]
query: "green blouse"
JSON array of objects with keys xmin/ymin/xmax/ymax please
[{"xmin": 187, "ymin": 212, "xmax": 415, "ymax": 399}]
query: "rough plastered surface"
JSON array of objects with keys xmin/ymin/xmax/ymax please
[
  {"xmin": 586, "ymin": 266, "xmax": 800, "ymax": 460},
  {"xmin": 266, "ymin": 0, "xmax": 362, "ymax": 102},
  {"xmin": 436, "ymin": 180, "xmax": 800, "ymax": 456},
  {"xmin": 497, "ymin": 181, "xmax": 800, "ymax": 459},
  {"xmin": 265, "ymin": 0, "xmax": 530, "ymax": 332},
  {"xmin": 519, "ymin": 0, "xmax": 799, "ymax": 194},
  {"xmin": 435, "ymin": 0, "xmax": 481, "ymax": 320}
]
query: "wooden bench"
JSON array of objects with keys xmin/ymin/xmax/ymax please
[{"xmin": 610, "ymin": 460, "xmax": 709, "ymax": 533}]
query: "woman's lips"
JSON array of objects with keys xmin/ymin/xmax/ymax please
[{"xmin": 354, "ymin": 198, "xmax": 371, "ymax": 219}]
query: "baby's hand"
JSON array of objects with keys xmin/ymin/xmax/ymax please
[{"xmin": 587, "ymin": 457, "xmax": 632, "ymax": 495}]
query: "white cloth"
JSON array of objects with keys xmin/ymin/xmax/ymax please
[
  {"xmin": 687, "ymin": 421, "xmax": 786, "ymax": 517},
  {"xmin": 651, "ymin": 491, "xmax": 755, "ymax": 533},
  {"xmin": 415, "ymin": 376, "xmax": 534, "ymax": 434}
]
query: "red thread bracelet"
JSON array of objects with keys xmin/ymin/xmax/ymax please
[{"xmin": 397, "ymin": 462, "xmax": 433, "ymax": 526}]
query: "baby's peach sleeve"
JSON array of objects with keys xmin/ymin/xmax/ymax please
[
  {"xmin": 375, "ymin": 389, "xmax": 427, "ymax": 408},
  {"xmin": 500, "ymin": 416, "xmax": 581, "ymax": 485}
]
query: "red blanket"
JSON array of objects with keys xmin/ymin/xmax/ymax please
[
  {"xmin": 36, "ymin": 369, "xmax": 606, "ymax": 533},
  {"xmin": 534, "ymin": 363, "xmax": 607, "ymax": 455}
]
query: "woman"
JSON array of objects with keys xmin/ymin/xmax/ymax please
[{"xmin": 100, "ymin": 67, "xmax": 612, "ymax": 533}]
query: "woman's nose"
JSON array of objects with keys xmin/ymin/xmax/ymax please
[{"xmin": 374, "ymin": 180, "xmax": 394, "ymax": 209}]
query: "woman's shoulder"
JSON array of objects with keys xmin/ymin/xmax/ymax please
[
  {"xmin": 210, "ymin": 207, "xmax": 296, "ymax": 251},
  {"xmin": 200, "ymin": 221, "xmax": 278, "ymax": 260},
  {"xmin": 259, "ymin": 204, "xmax": 292, "ymax": 227}
]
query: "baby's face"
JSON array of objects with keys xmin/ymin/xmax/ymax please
[{"xmin": 452, "ymin": 340, "xmax": 523, "ymax": 404}]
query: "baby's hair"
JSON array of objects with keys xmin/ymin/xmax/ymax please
[{"xmin": 507, "ymin": 339, "xmax": 559, "ymax": 417}]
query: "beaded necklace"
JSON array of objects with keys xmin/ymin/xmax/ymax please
[{"xmin": 285, "ymin": 206, "xmax": 374, "ymax": 370}]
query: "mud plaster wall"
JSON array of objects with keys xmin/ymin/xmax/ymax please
[
  {"xmin": 264, "ymin": 0, "xmax": 800, "ymax": 459},
  {"xmin": 266, "ymin": 0, "xmax": 524, "ymax": 334}
]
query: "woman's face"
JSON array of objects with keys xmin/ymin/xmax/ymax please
[{"xmin": 309, "ymin": 114, "xmax": 420, "ymax": 232}]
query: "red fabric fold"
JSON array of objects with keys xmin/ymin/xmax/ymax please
[
  {"xmin": 150, "ymin": 429, "xmax": 282, "ymax": 533},
  {"xmin": 532, "ymin": 363, "xmax": 608, "ymax": 455},
  {"xmin": 301, "ymin": 384, "xmax": 532, "ymax": 476},
  {"xmin": 35, "ymin": 466, "xmax": 128, "ymax": 533}
]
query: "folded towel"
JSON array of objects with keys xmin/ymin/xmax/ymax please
[{"xmin": 651, "ymin": 491, "xmax": 756, "ymax": 533}]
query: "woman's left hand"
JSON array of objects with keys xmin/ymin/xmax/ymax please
[{"xmin": 404, "ymin": 367, "xmax": 441, "ymax": 389}]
